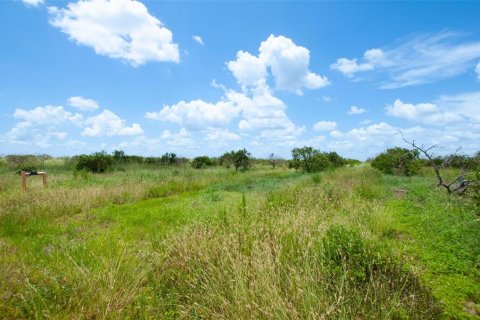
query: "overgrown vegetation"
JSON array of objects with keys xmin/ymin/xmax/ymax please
[
  {"xmin": 371, "ymin": 147, "xmax": 421, "ymax": 176},
  {"xmin": 0, "ymin": 148, "xmax": 478, "ymax": 319},
  {"xmin": 75, "ymin": 151, "xmax": 114, "ymax": 173},
  {"xmin": 5, "ymin": 154, "xmax": 49, "ymax": 172},
  {"xmin": 289, "ymin": 146, "xmax": 348, "ymax": 172},
  {"xmin": 192, "ymin": 156, "xmax": 215, "ymax": 169},
  {"xmin": 220, "ymin": 148, "xmax": 253, "ymax": 171}
]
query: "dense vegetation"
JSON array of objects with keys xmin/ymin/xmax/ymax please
[
  {"xmin": 0, "ymin": 147, "xmax": 479, "ymax": 319},
  {"xmin": 371, "ymin": 147, "xmax": 421, "ymax": 176}
]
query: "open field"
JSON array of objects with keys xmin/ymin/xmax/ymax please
[{"xmin": 0, "ymin": 162, "xmax": 479, "ymax": 319}]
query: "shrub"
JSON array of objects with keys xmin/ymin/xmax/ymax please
[
  {"xmin": 192, "ymin": 156, "xmax": 213, "ymax": 169},
  {"xmin": 291, "ymin": 147, "xmax": 348, "ymax": 173},
  {"xmin": 5, "ymin": 154, "xmax": 46, "ymax": 172},
  {"xmin": 220, "ymin": 149, "xmax": 252, "ymax": 171},
  {"xmin": 75, "ymin": 152, "xmax": 114, "ymax": 173},
  {"xmin": 371, "ymin": 147, "xmax": 420, "ymax": 176},
  {"xmin": 322, "ymin": 225, "xmax": 369, "ymax": 281},
  {"xmin": 310, "ymin": 153, "xmax": 332, "ymax": 172},
  {"xmin": 161, "ymin": 152, "xmax": 177, "ymax": 165}
]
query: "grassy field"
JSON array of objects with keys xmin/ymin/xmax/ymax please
[{"xmin": 0, "ymin": 161, "xmax": 479, "ymax": 319}]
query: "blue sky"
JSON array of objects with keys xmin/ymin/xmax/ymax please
[{"xmin": 1, "ymin": 0, "xmax": 479, "ymax": 160}]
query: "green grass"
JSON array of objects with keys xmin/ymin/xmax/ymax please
[
  {"xmin": 382, "ymin": 174, "xmax": 480, "ymax": 318},
  {"xmin": 0, "ymin": 164, "xmax": 478, "ymax": 319}
]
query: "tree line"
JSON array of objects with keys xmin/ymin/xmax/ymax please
[{"xmin": 2, "ymin": 147, "xmax": 359, "ymax": 174}]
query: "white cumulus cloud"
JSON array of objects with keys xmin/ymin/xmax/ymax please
[
  {"xmin": 348, "ymin": 106, "xmax": 366, "ymax": 115},
  {"xmin": 145, "ymin": 99, "xmax": 239, "ymax": 130},
  {"xmin": 82, "ymin": 109, "xmax": 143, "ymax": 136},
  {"xmin": 204, "ymin": 128, "xmax": 240, "ymax": 141},
  {"xmin": 21, "ymin": 0, "xmax": 44, "ymax": 7},
  {"xmin": 313, "ymin": 121, "xmax": 337, "ymax": 131},
  {"xmin": 68, "ymin": 96, "xmax": 99, "ymax": 111},
  {"xmin": 3, "ymin": 105, "xmax": 83, "ymax": 147},
  {"xmin": 49, "ymin": 0, "xmax": 179, "ymax": 66},
  {"xmin": 331, "ymin": 48, "xmax": 385, "ymax": 77},
  {"xmin": 227, "ymin": 51, "xmax": 268, "ymax": 89},
  {"xmin": 227, "ymin": 35, "xmax": 329, "ymax": 94},
  {"xmin": 386, "ymin": 99, "xmax": 463, "ymax": 125},
  {"xmin": 161, "ymin": 128, "xmax": 196, "ymax": 147}
]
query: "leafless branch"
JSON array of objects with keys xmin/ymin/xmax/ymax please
[{"xmin": 401, "ymin": 135, "xmax": 470, "ymax": 194}]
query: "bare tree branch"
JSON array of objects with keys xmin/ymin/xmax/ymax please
[{"xmin": 401, "ymin": 136, "xmax": 471, "ymax": 194}]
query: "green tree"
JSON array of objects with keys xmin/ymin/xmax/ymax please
[
  {"xmin": 371, "ymin": 147, "xmax": 420, "ymax": 176},
  {"xmin": 192, "ymin": 156, "xmax": 213, "ymax": 169},
  {"xmin": 221, "ymin": 149, "xmax": 252, "ymax": 171},
  {"xmin": 291, "ymin": 147, "xmax": 318, "ymax": 173},
  {"xmin": 160, "ymin": 152, "xmax": 177, "ymax": 165}
]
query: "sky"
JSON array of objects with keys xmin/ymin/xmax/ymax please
[{"xmin": 1, "ymin": 0, "xmax": 480, "ymax": 160}]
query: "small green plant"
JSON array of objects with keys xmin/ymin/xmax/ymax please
[
  {"xmin": 322, "ymin": 225, "xmax": 369, "ymax": 282},
  {"xmin": 312, "ymin": 173, "xmax": 322, "ymax": 183}
]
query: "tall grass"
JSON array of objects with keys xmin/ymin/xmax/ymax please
[{"xmin": 0, "ymin": 166, "xmax": 452, "ymax": 319}]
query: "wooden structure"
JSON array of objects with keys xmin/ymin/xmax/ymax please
[{"xmin": 21, "ymin": 171, "xmax": 47, "ymax": 192}]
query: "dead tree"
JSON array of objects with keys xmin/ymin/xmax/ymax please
[{"xmin": 402, "ymin": 137, "xmax": 472, "ymax": 194}]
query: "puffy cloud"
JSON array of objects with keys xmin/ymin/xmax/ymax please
[
  {"xmin": 386, "ymin": 99, "xmax": 463, "ymax": 125},
  {"xmin": 259, "ymin": 35, "xmax": 329, "ymax": 93},
  {"xmin": 49, "ymin": 0, "xmax": 179, "ymax": 66},
  {"xmin": 331, "ymin": 32, "xmax": 480, "ymax": 88},
  {"xmin": 476, "ymin": 62, "xmax": 480, "ymax": 79},
  {"xmin": 227, "ymin": 35, "xmax": 329, "ymax": 94},
  {"xmin": 324, "ymin": 120, "xmax": 480, "ymax": 160},
  {"xmin": 13, "ymin": 105, "xmax": 83, "ymax": 125},
  {"xmin": 227, "ymin": 51, "xmax": 267, "ymax": 89},
  {"xmin": 347, "ymin": 106, "xmax": 366, "ymax": 115},
  {"xmin": 192, "ymin": 35, "xmax": 204, "ymax": 45},
  {"xmin": 313, "ymin": 121, "xmax": 337, "ymax": 131},
  {"xmin": 145, "ymin": 99, "xmax": 239, "ymax": 129},
  {"xmin": 146, "ymin": 34, "xmax": 321, "ymax": 147},
  {"xmin": 82, "ymin": 110, "xmax": 143, "ymax": 136},
  {"xmin": 3, "ymin": 105, "xmax": 83, "ymax": 147},
  {"xmin": 259, "ymin": 124, "xmax": 305, "ymax": 147},
  {"xmin": 204, "ymin": 128, "xmax": 241, "ymax": 141},
  {"xmin": 161, "ymin": 128, "xmax": 196, "ymax": 147},
  {"xmin": 331, "ymin": 48, "xmax": 385, "ymax": 77},
  {"xmin": 68, "ymin": 96, "xmax": 99, "ymax": 111},
  {"xmin": 226, "ymin": 89, "xmax": 293, "ymax": 131},
  {"xmin": 21, "ymin": 0, "xmax": 44, "ymax": 7}
]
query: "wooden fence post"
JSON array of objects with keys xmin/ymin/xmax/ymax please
[
  {"xmin": 21, "ymin": 171, "xmax": 27, "ymax": 192},
  {"xmin": 41, "ymin": 172, "xmax": 47, "ymax": 187}
]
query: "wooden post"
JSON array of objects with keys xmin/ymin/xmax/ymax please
[
  {"xmin": 42, "ymin": 172, "xmax": 47, "ymax": 187},
  {"xmin": 40, "ymin": 172, "xmax": 47, "ymax": 187},
  {"xmin": 21, "ymin": 171, "xmax": 27, "ymax": 192}
]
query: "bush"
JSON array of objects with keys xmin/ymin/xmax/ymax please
[
  {"xmin": 371, "ymin": 147, "xmax": 420, "ymax": 176},
  {"xmin": 323, "ymin": 225, "xmax": 370, "ymax": 282},
  {"xmin": 291, "ymin": 147, "xmax": 348, "ymax": 173},
  {"xmin": 220, "ymin": 149, "xmax": 252, "ymax": 171},
  {"xmin": 75, "ymin": 152, "xmax": 114, "ymax": 173},
  {"xmin": 192, "ymin": 156, "xmax": 213, "ymax": 169},
  {"xmin": 5, "ymin": 154, "xmax": 47, "ymax": 172}
]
